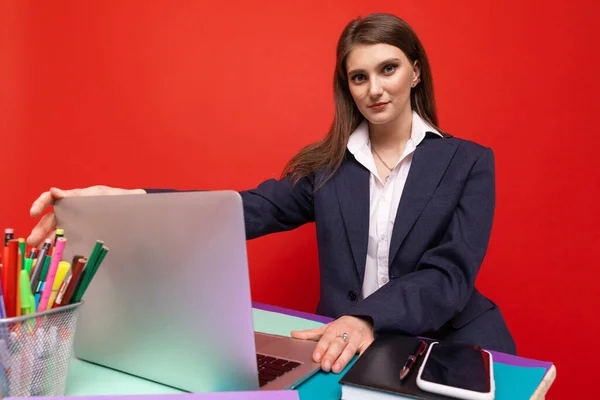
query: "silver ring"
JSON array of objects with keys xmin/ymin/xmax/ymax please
[{"xmin": 341, "ymin": 332, "xmax": 348, "ymax": 342}]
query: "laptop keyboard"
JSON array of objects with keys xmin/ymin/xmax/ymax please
[{"xmin": 256, "ymin": 353, "xmax": 301, "ymax": 387}]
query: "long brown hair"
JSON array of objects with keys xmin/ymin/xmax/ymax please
[{"xmin": 282, "ymin": 13, "xmax": 444, "ymax": 188}]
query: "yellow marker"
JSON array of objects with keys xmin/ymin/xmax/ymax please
[{"xmin": 47, "ymin": 261, "xmax": 70, "ymax": 309}]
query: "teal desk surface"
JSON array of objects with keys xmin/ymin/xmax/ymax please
[{"xmin": 64, "ymin": 303, "xmax": 556, "ymax": 400}]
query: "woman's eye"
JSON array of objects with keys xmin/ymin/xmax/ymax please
[
  {"xmin": 351, "ymin": 74, "xmax": 366, "ymax": 83},
  {"xmin": 383, "ymin": 64, "xmax": 397, "ymax": 74}
]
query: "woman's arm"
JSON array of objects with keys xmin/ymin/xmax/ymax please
[
  {"xmin": 347, "ymin": 147, "xmax": 496, "ymax": 334},
  {"xmin": 240, "ymin": 175, "xmax": 315, "ymax": 239}
]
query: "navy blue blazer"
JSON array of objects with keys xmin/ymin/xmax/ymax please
[{"xmin": 149, "ymin": 133, "xmax": 516, "ymax": 354}]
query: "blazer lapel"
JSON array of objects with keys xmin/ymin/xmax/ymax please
[
  {"xmin": 389, "ymin": 136, "xmax": 458, "ymax": 266},
  {"xmin": 334, "ymin": 154, "xmax": 370, "ymax": 284}
]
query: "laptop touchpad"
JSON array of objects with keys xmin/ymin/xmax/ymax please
[{"xmin": 254, "ymin": 332, "xmax": 284, "ymax": 350}]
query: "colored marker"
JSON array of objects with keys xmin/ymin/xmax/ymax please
[
  {"xmin": 15, "ymin": 241, "xmax": 23, "ymax": 317},
  {"xmin": 51, "ymin": 229, "xmax": 64, "ymax": 255},
  {"xmin": 71, "ymin": 254, "xmax": 85, "ymax": 266},
  {"xmin": 71, "ymin": 241, "xmax": 103, "ymax": 302},
  {"xmin": 73, "ymin": 246, "xmax": 108, "ymax": 302},
  {"xmin": 53, "ymin": 228, "xmax": 64, "ymax": 244},
  {"xmin": 4, "ymin": 240, "xmax": 18, "ymax": 318},
  {"xmin": 24, "ymin": 258, "xmax": 33, "ymax": 276},
  {"xmin": 0, "ymin": 271, "xmax": 6, "ymax": 319},
  {"xmin": 29, "ymin": 239, "xmax": 51, "ymax": 292},
  {"xmin": 53, "ymin": 275, "xmax": 71, "ymax": 309},
  {"xmin": 1, "ymin": 229, "xmax": 13, "ymax": 293},
  {"xmin": 16, "ymin": 239, "xmax": 26, "ymax": 317},
  {"xmin": 18, "ymin": 239, "xmax": 25, "ymax": 270},
  {"xmin": 19, "ymin": 270, "xmax": 34, "ymax": 315},
  {"xmin": 34, "ymin": 256, "xmax": 52, "ymax": 312},
  {"xmin": 30, "ymin": 258, "xmax": 37, "ymax": 278},
  {"xmin": 61, "ymin": 258, "xmax": 86, "ymax": 306},
  {"xmin": 47, "ymin": 261, "xmax": 70, "ymax": 309},
  {"xmin": 34, "ymin": 256, "xmax": 52, "ymax": 297},
  {"xmin": 38, "ymin": 237, "xmax": 66, "ymax": 311},
  {"xmin": 51, "ymin": 255, "xmax": 85, "ymax": 308},
  {"xmin": 3, "ymin": 229, "xmax": 13, "ymax": 247}
]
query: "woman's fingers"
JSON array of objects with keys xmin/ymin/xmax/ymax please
[
  {"xmin": 49, "ymin": 187, "xmax": 70, "ymax": 199},
  {"xmin": 29, "ymin": 191, "xmax": 55, "ymax": 218},
  {"xmin": 26, "ymin": 212, "xmax": 56, "ymax": 247},
  {"xmin": 290, "ymin": 324, "xmax": 327, "ymax": 341},
  {"xmin": 27, "ymin": 187, "xmax": 77, "ymax": 247},
  {"xmin": 28, "ymin": 187, "xmax": 76, "ymax": 247},
  {"xmin": 27, "ymin": 186, "xmax": 112, "ymax": 247},
  {"xmin": 320, "ymin": 335, "xmax": 350, "ymax": 372},
  {"xmin": 332, "ymin": 339, "xmax": 358, "ymax": 373},
  {"xmin": 311, "ymin": 327, "xmax": 339, "ymax": 363}
]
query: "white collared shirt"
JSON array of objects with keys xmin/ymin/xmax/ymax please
[{"xmin": 346, "ymin": 111, "xmax": 443, "ymax": 300}]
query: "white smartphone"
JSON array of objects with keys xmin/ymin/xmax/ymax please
[{"xmin": 415, "ymin": 342, "xmax": 495, "ymax": 400}]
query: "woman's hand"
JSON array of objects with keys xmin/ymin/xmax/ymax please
[
  {"xmin": 27, "ymin": 185, "xmax": 146, "ymax": 247},
  {"xmin": 291, "ymin": 315, "xmax": 374, "ymax": 374}
]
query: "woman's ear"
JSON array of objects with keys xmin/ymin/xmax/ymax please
[{"xmin": 411, "ymin": 60, "xmax": 421, "ymax": 88}]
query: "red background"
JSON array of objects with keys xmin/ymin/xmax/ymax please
[{"xmin": 1, "ymin": 1, "xmax": 599, "ymax": 397}]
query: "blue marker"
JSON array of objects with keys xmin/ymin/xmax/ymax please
[{"xmin": 34, "ymin": 293, "xmax": 40, "ymax": 312}]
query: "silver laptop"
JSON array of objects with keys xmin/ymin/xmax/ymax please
[{"xmin": 54, "ymin": 191, "xmax": 321, "ymax": 392}]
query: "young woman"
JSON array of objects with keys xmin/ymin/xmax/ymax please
[{"xmin": 27, "ymin": 13, "xmax": 516, "ymax": 375}]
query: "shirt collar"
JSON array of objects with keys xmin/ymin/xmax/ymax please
[
  {"xmin": 410, "ymin": 111, "xmax": 442, "ymax": 144},
  {"xmin": 347, "ymin": 111, "xmax": 443, "ymax": 155},
  {"xmin": 347, "ymin": 119, "xmax": 370, "ymax": 155}
]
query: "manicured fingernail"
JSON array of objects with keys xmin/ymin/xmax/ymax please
[
  {"xmin": 333, "ymin": 363, "xmax": 341, "ymax": 373},
  {"xmin": 314, "ymin": 352, "xmax": 321, "ymax": 361},
  {"xmin": 323, "ymin": 360, "xmax": 331, "ymax": 371}
]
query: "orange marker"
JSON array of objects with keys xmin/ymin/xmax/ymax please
[
  {"xmin": 16, "ymin": 238, "xmax": 25, "ymax": 316},
  {"xmin": 2, "ymin": 229, "xmax": 14, "ymax": 295}
]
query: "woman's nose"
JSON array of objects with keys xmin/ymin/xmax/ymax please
[{"xmin": 368, "ymin": 77, "xmax": 383, "ymax": 97}]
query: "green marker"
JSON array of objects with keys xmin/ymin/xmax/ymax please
[
  {"xmin": 24, "ymin": 258, "xmax": 33, "ymax": 276},
  {"xmin": 35, "ymin": 256, "xmax": 52, "ymax": 295},
  {"xmin": 91, "ymin": 246, "xmax": 109, "ymax": 276},
  {"xmin": 72, "ymin": 241, "xmax": 104, "ymax": 302},
  {"xmin": 80, "ymin": 246, "xmax": 109, "ymax": 298},
  {"xmin": 20, "ymin": 270, "xmax": 34, "ymax": 315},
  {"xmin": 18, "ymin": 238, "xmax": 26, "ymax": 270}
]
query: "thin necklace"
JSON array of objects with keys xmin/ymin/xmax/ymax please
[{"xmin": 372, "ymin": 146, "xmax": 394, "ymax": 171}]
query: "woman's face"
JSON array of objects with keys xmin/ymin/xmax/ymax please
[{"xmin": 346, "ymin": 43, "xmax": 420, "ymax": 126}]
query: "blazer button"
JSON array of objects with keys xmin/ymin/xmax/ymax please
[{"xmin": 348, "ymin": 290, "xmax": 357, "ymax": 301}]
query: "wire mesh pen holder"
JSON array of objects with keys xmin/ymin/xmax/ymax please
[{"xmin": 0, "ymin": 302, "xmax": 83, "ymax": 398}]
